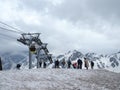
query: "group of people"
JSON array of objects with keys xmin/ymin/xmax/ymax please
[
  {"xmin": 16, "ymin": 61, "xmax": 47, "ymax": 70},
  {"xmin": 16, "ymin": 57, "xmax": 94, "ymax": 70},
  {"xmin": 54, "ymin": 57, "xmax": 94, "ymax": 69},
  {"xmin": 77, "ymin": 58, "xmax": 94, "ymax": 69}
]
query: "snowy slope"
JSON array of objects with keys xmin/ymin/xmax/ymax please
[{"xmin": 0, "ymin": 69, "xmax": 120, "ymax": 90}]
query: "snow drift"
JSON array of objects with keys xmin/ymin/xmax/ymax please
[{"xmin": 0, "ymin": 69, "xmax": 120, "ymax": 90}]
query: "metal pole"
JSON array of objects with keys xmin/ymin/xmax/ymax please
[
  {"xmin": 37, "ymin": 59, "xmax": 39, "ymax": 68},
  {"xmin": 37, "ymin": 48, "xmax": 41, "ymax": 68},
  {"xmin": 29, "ymin": 46, "xmax": 32, "ymax": 69},
  {"xmin": 37, "ymin": 49, "xmax": 39, "ymax": 68},
  {"xmin": 0, "ymin": 57, "xmax": 2, "ymax": 70}
]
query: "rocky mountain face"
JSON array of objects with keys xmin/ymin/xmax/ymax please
[{"xmin": 0, "ymin": 50, "xmax": 120, "ymax": 72}]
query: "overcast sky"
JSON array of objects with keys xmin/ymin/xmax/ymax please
[{"xmin": 0, "ymin": 0, "xmax": 120, "ymax": 55}]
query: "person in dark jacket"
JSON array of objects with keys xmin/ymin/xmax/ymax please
[
  {"xmin": 67, "ymin": 60, "xmax": 71, "ymax": 68},
  {"xmin": 39, "ymin": 61, "xmax": 42, "ymax": 68},
  {"xmin": 43, "ymin": 62, "xmax": 46, "ymax": 68},
  {"xmin": 91, "ymin": 61, "xmax": 94, "ymax": 69},
  {"xmin": 16, "ymin": 64, "xmax": 21, "ymax": 70},
  {"xmin": 77, "ymin": 59, "xmax": 83, "ymax": 69},
  {"xmin": 0, "ymin": 57, "xmax": 2, "ymax": 70},
  {"xmin": 55, "ymin": 59, "xmax": 59, "ymax": 68}
]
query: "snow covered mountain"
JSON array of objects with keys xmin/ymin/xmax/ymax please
[
  {"xmin": 0, "ymin": 50, "xmax": 120, "ymax": 72},
  {"xmin": 0, "ymin": 51, "xmax": 28, "ymax": 70},
  {"xmin": 56, "ymin": 50, "xmax": 120, "ymax": 73}
]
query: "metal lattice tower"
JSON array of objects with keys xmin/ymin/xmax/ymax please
[{"xmin": 17, "ymin": 33, "xmax": 52, "ymax": 69}]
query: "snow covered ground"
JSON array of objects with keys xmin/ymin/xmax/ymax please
[{"xmin": 0, "ymin": 69, "xmax": 120, "ymax": 90}]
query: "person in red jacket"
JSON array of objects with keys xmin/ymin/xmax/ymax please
[{"xmin": 72, "ymin": 62, "xmax": 77, "ymax": 69}]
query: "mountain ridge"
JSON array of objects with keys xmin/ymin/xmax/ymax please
[{"xmin": 0, "ymin": 50, "xmax": 120, "ymax": 72}]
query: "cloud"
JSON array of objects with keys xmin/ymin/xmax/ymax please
[
  {"xmin": 50, "ymin": 0, "xmax": 120, "ymax": 22},
  {"xmin": 0, "ymin": 0, "xmax": 120, "ymax": 55}
]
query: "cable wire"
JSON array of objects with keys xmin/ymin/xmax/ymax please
[
  {"xmin": 0, "ymin": 33, "xmax": 25, "ymax": 48},
  {"xmin": 0, "ymin": 33, "xmax": 17, "ymax": 40},
  {"xmin": 0, "ymin": 21, "xmax": 24, "ymax": 33},
  {"xmin": 0, "ymin": 26, "xmax": 21, "ymax": 34}
]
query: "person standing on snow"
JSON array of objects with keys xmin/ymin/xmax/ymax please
[
  {"xmin": 55, "ymin": 59, "xmax": 59, "ymax": 68},
  {"xmin": 39, "ymin": 60, "xmax": 42, "ymax": 68},
  {"xmin": 84, "ymin": 58, "xmax": 89, "ymax": 70},
  {"xmin": 16, "ymin": 64, "xmax": 21, "ymax": 70},
  {"xmin": 43, "ymin": 62, "xmax": 47, "ymax": 68},
  {"xmin": 61, "ymin": 58, "xmax": 66, "ymax": 68},
  {"xmin": 67, "ymin": 60, "xmax": 71, "ymax": 68},
  {"xmin": 77, "ymin": 58, "xmax": 83, "ymax": 69},
  {"xmin": 90, "ymin": 61, "xmax": 94, "ymax": 69},
  {"xmin": 72, "ymin": 62, "xmax": 77, "ymax": 69}
]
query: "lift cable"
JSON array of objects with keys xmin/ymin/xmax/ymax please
[
  {"xmin": 0, "ymin": 21, "xmax": 24, "ymax": 33},
  {"xmin": 0, "ymin": 26, "xmax": 22, "ymax": 34},
  {"xmin": 0, "ymin": 33, "xmax": 17, "ymax": 40},
  {"xmin": 0, "ymin": 33, "xmax": 26, "ymax": 48}
]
